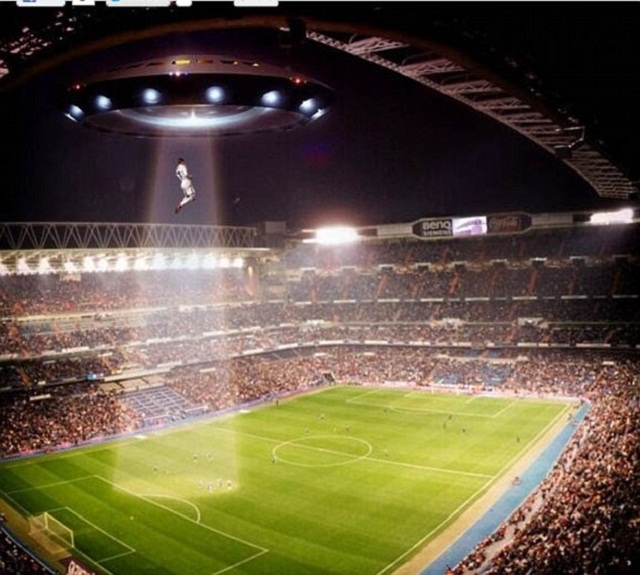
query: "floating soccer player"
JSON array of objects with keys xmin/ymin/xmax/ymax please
[{"xmin": 174, "ymin": 157, "xmax": 196, "ymax": 214}]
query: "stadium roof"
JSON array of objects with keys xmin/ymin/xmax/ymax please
[{"xmin": 0, "ymin": 3, "xmax": 637, "ymax": 226}]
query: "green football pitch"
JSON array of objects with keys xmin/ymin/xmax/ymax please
[{"xmin": 0, "ymin": 386, "xmax": 570, "ymax": 575}]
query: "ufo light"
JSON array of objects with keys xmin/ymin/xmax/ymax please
[
  {"xmin": 95, "ymin": 95, "xmax": 113, "ymax": 111},
  {"xmin": 261, "ymin": 90, "xmax": 282, "ymax": 106},
  {"xmin": 205, "ymin": 86, "xmax": 226, "ymax": 103},
  {"xmin": 299, "ymin": 98, "xmax": 317, "ymax": 114},
  {"xmin": 65, "ymin": 104, "xmax": 85, "ymax": 121},
  {"xmin": 141, "ymin": 88, "xmax": 162, "ymax": 105}
]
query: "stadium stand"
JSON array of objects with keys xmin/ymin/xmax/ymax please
[{"xmin": 0, "ymin": 219, "xmax": 638, "ymax": 574}]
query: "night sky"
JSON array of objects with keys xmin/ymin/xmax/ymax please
[{"xmin": 0, "ymin": 2, "xmax": 638, "ymax": 230}]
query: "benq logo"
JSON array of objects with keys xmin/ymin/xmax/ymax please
[{"xmin": 417, "ymin": 218, "xmax": 453, "ymax": 237}]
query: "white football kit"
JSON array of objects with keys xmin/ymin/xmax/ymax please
[{"xmin": 175, "ymin": 160, "xmax": 196, "ymax": 213}]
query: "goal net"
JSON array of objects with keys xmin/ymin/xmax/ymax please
[{"xmin": 29, "ymin": 512, "xmax": 75, "ymax": 555}]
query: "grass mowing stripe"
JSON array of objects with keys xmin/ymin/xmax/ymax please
[{"xmin": 5, "ymin": 475, "xmax": 95, "ymax": 495}]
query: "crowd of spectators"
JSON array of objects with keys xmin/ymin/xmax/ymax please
[
  {"xmin": 2, "ymin": 306, "xmax": 638, "ymax": 392},
  {"xmin": 0, "ymin": 223, "xmax": 638, "ymax": 573},
  {"xmin": 0, "ymin": 268, "xmax": 250, "ymax": 317},
  {"xmin": 1, "ymin": 259, "xmax": 637, "ymax": 369},
  {"xmin": 450, "ymin": 354, "xmax": 639, "ymax": 574},
  {"xmin": 287, "ymin": 259, "xmax": 638, "ymax": 302},
  {"xmin": 167, "ymin": 354, "xmax": 328, "ymax": 411},
  {"xmin": 0, "ymin": 383, "xmax": 140, "ymax": 456},
  {"xmin": 0, "ymin": 524, "xmax": 54, "ymax": 575}
]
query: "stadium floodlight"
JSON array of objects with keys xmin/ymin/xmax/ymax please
[
  {"xmin": 83, "ymin": 255, "xmax": 96, "ymax": 272},
  {"xmin": 310, "ymin": 226, "xmax": 360, "ymax": 245},
  {"xmin": 0, "ymin": 259, "xmax": 9, "ymax": 276},
  {"xmin": 64, "ymin": 261, "xmax": 76, "ymax": 273},
  {"xmin": 233, "ymin": 256, "xmax": 244, "ymax": 268},
  {"xmin": 17, "ymin": 257, "xmax": 32, "ymax": 275},
  {"xmin": 170, "ymin": 254, "xmax": 184, "ymax": 270},
  {"xmin": 115, "ymin": 253, "xmax": 129, "ymax": 272},
  {"xmin": 134, "ymin": 255, "xmax": 149, "ymax": 271},
  {"xmin": 152, "ymin": 252, "xmax": 167, "ymax": 270},
  {"xmin": 185, "ymin": 253, "xmax": 201, "ymax": 270},
  {"xmin": 38, "ymin": 257, "xmax": 53, "ymax": 274},
  {"xmin": 202, "ymin": 253, "xmax": 218, "ymax": 269},
  {"xmin": 97, "ymin": 255, "xmax": 109, "ymax": 272},
  {"xmin": 590, "ymin": 208, "xmax": 634, "ymax": 225}
]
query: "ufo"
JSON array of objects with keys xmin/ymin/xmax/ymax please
[{"xmin": 63, "ymin": 55, "xmax": 334, "ymax": 137}]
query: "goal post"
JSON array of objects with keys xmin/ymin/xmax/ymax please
[{"xmin": 29, "ymin": 511, "xmax": 74, "ymax": 554}]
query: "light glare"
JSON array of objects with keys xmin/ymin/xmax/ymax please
[
  {"xmin": 314, "ymin": 226, "xmax": 359, "ymax": 245},
  {"xmin": 590, "ymin": 208, "xmax": 634, "ymax": 225}
]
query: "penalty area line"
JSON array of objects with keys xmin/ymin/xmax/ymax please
[
  {"xmin": 95, "ymin": 475, "xmax": 269, "ymax": 553},
  {"xmin": 140, "ymin": 493, "xmax": 202, "ymax": 524},
  {"xmin": 211, "ymin": 549, "xmax": 269, "ymax": 575}
]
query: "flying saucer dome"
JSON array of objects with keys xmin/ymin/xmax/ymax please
[{"xmin": 63, "ymin": 55, "xmax": 335, "ymax": 137}]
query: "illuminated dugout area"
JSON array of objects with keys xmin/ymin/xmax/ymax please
[{"xmin": 63, "ymin": 56, "xmax": 335, "ymax": 137}]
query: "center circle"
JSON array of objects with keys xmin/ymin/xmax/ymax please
[{"xmin": 273, "ymin": 435, "xmax": 373, "ymax": 468}]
